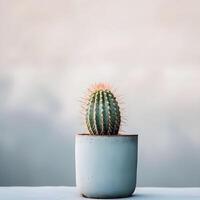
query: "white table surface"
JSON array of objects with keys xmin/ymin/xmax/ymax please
[{"xmin": 0, "ymin": 187, "xmax": 199, "ymax": 200}]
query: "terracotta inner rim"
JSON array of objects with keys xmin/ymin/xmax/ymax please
[{"xmin": 77, "ymin": 133, "xmax": 138, "ymax": 137}]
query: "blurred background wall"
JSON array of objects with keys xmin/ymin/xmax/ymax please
[{"xmin": 0, "ymin": 0, "xmax": 200, "ymax": 186}]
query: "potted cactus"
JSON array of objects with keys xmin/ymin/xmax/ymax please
[{"xmin": 76, "ymin": 83, "xmax": 138, "ymax": 198}]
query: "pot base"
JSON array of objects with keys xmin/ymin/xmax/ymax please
[{"xmin": 81, "ymin": 191, "xmax": 134, "ymax": 199}]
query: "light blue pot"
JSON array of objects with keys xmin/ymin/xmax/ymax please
[{"xmin": 76, "ymin": 134, "xmax": 138, "ymax": 198}]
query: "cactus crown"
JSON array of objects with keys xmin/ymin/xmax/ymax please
[{"xmin": 85, "ymin": 83, "xmax": 121, "ymax": 135}]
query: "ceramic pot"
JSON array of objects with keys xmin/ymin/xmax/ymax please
[{"xmin": 75, "ymin": 134, "xmax": 138, "ymax": 198}]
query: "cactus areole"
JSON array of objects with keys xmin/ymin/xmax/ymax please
[{"xmin": 85, "ymin": 83, "xmax": 121, "ymax": 135}]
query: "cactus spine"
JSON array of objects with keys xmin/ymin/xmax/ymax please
[{"xmin": 85, "ymin": 84, "xmax": 121, "ymax": 135}]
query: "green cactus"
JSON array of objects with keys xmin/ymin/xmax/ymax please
[{"xmin": 85, "ymin": 84, "xmax": 121, "ymax": 135}]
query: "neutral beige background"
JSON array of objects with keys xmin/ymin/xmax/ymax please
[{"xmin": 0, "ymin": 0, "xmax": 200, "ymax": 186}]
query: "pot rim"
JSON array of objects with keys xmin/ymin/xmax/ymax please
[{"xmin": 76, "ymin": 133, "xmax": 138, "ymax": 137}]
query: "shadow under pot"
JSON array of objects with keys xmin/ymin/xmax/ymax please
[{"xmin": 75, "ymin": 134, "xmax": 138, "ymax": 199}]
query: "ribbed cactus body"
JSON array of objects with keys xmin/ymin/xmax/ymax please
[{"xmin": 86, "ymin": 89, "xmax": 121, "ymax": 135}]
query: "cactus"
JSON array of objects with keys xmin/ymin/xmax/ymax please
[{"xmin": 85, "ymin": 83, "xmax": 121, "ymax": 135}]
